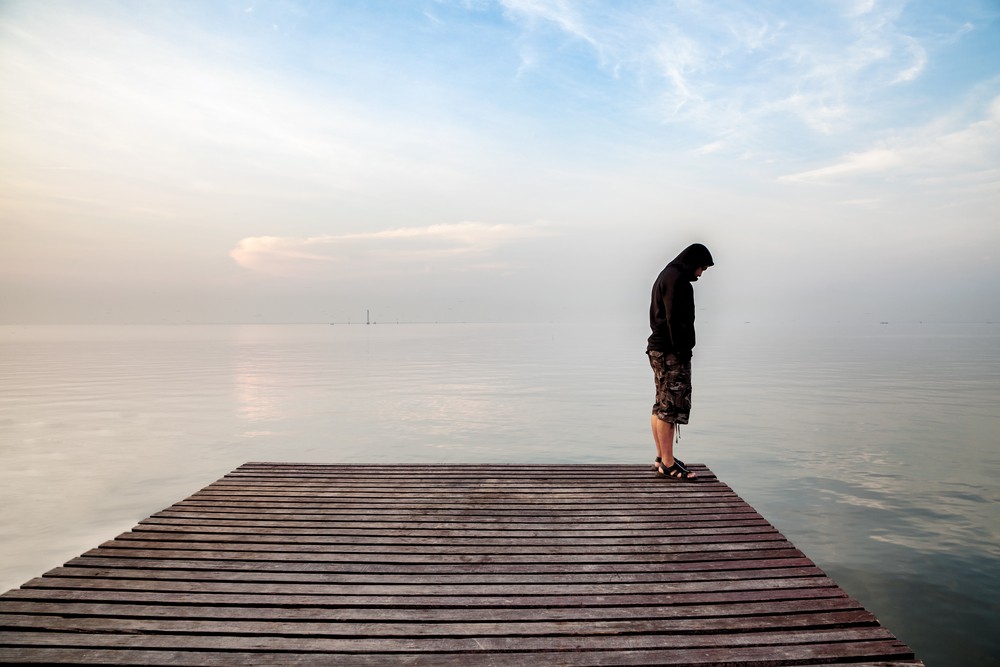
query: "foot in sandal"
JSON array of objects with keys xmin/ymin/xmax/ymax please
[
  {"xmin": 651, "ymin": 455, "xmax": 685, "ymax": 471},
  {"xmin": 657, "ymin": 459, "xmax": 697, "ymax": 481}
]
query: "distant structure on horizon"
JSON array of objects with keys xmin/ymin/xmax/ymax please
[{"xmin": 330, "ymin": 309, "xmax": 375, "ymax": 325}]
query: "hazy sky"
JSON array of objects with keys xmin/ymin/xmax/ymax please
[{"xmin": 2, "ymin": 0, "xmax": 998, "ymax": 325}]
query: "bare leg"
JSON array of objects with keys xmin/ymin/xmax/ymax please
[
  {"xmin": 650, "ymin": 413, "xmax": 673, "ymax": 464},
  {"xmin": 651, "ymin": 414, "xmax": 696, "ymax": 478}
]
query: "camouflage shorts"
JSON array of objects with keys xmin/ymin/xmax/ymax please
[{"xmin": 647, "ymin": 350, "xmax": 692, "ymax": 424}]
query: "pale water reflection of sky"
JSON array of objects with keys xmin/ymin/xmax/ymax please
[
  {"xmin": 1, "ymin": 1, "xmax": 998, "ymax": 326},
  {"xmin": 0, "ymin": 322, "xmax": 997, "ymax": 666}
]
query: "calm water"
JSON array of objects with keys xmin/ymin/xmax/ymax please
[{"xmin": 1, "ymin": 321, "xmax": 997, "ymax": 666}]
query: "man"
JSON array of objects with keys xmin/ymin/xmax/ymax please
[{"xmin": 647, "ymin": 243, "xmax": 714, "ymax": 481}]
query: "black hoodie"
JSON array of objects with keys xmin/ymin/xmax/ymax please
[{"xmin": 647, "ymin": 243, "xmax": 714, "ymax": 357}]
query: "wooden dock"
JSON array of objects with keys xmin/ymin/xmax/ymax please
[{"xmin": 0, "ymin": 462, "xmax": 923, "ymax": 665}]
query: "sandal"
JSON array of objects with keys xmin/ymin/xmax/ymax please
[
  {"xmin": 658, "ymin": 460, "xmax": 697, "ymax": 481},
  {"xmin": 651, "ymin": 455, "xmax": 685, "ymax": 471}
]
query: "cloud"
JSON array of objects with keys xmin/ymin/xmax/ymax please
[
  {"xmin": 847, "ymin": 0, "xmax": 877, "ymax": 17},
  {"xmin": 500, "ymin": 0, "xmax": 596, "ymax": 47},
  {"xmin": 693, "ymin": 140, "xmax": 727, "ymax": 156},
  {"xmin": 492, "ymin": 0, "xmax": 964, "ymax": 145},
  {"xmin": 780, "ymin": 148, "xmax": 904, "ymax": 182},
  {"xmin": 779, "ymin": 95, "xmax": 1000, "ymax": 185},
  {"xmin": 230, "ymin": 221, "xmax": 557, "ymax": 277},
  {"xmin": 892, "ymin": 35, "xmax": 927, "ymax": 83}
]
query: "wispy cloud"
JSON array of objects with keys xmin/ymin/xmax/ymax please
[
  {"xmin": 780, "ymin": 148, "xmax": 904, "ymax": 182},
  {"xmin": 780, "ymin": 95, "xmax": 1000, "ymax": 185},
  {"xmin": 230, "ymin": 221, "xmax": 557, "ymax": 277},
  {"xmin": 493, "ymin": 0, "xmax": 969, "ymax": 144},
  {"xmin": 500, "ymin": 0, "xmax": 595, "ymax": 46},
  {"xmin": 892, "ymin": 35, "xmax": 927, "ymax": 83}
]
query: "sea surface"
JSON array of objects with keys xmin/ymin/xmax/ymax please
[{"xmin": 1, "ymin": 321, "xmax": 997, "ymax": 666}]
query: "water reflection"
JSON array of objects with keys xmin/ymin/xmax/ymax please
[
  {"xmin": 0, "ymin": 322, "xmax": 997, "ymax": 666},
  {"xmin": 233, "ymin": 369, "xmax": 284, "ymax": 427}
]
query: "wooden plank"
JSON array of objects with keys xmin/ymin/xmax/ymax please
[
  {"xmin": 40, "ymin": 564, "xmax": 827, "ymax": 583},
  {"xmin": 1, "ymin": 586, "xmax": 851, "ymax": 608},
  {"xmin": 75, "ymin": 542, "xmax": 800, "ymax": 558},
  {"xmin": 146, "ymin": 507, "xmax": 767, "ymax": 530},
  {"xmin": 0, "ymin": 463, "xmax": 922, "ymax": 666},
  {"xmin": 0, "ymin": 627, "xmax": 901, "ymax": 651},
  {"xmin": 0, "ymin": 609, "xmax": 879, "ymax": 635},
  {"xmin": 0, "ymin": 596, "xmax": 870, "ymax": 623},
  {"xmin": 62, "ymin": 553, "xmax": 816, "ymax": 573},
  {"xmin": 0, "ymin": 644, "xmax": 918, "ymax": 667},
  {"xmin": 18, "ymin": 574, "xmax": 840, "ymax": 596},
  {"xmin": 96, "ymin": 533, "xmax": 787, "ymax": 548},
  {"xmin": 69, "ymin": 544, "xmax": 805, "ymax": 563}
]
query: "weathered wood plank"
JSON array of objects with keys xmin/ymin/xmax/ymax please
[
  {"xmin": 63, "ymin": 553, "xmax": 814, "ymax": 573},
  {"xmin": 19, "ymin": 574, "xmax": 839, "ymax": 596},
  {"xmin": 0, "ymin": 647, "xmax": 921, "ymax": 667},
  {"xmin": 149, "ymin": 512, "xmax": 769, "ymax": 527},
  {"xmin": 0, "ymin": 596, "xmax": 869, "ymax": 623},
  {"xmin": 104, "ymin": 536, "xmax": 785, "ymax": 551},
  {"xmin": 166, "ymin": 504, "xmax": 760, "ymax": 516},
  {"xmin": 0, "ymin": 463, "xmax": 922, "ymax": 666},
  {"xmin": 40, "ymin": 565, "xmax": 827, "ymax": 583},
  {"xmin": 77, "ymin": 542, "xmax": 800, "ymax": 559},
  {"xmin": 0, "ymin": 609, "xmax": 879, "ymax": 635},
  {"xmin": 149, "ymin": 522, "xmax": 769, "ymax": 535},
  {"xmin": 126, "ymin": 513, "xmax": 770, "ymax": 535},
  {"xmin": 0, "ymin": 585, "xmax": 853, "ymax": 607},
  {"xmin": 71, "ymin": 544, "xmax": 804, "ymax": 563},
  {"xmin": 0, "ymin": 627, "xmax": 900, "ymax": 651}
]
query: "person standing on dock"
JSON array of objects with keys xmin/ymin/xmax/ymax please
[{"xmin": 647, "ymin": 243, "xmax": 714, "ymax": 481}]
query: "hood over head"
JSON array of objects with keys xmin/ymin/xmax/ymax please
[{"xmin": 668, "ymin": 243, "xmax": 714, "ymax": 281}]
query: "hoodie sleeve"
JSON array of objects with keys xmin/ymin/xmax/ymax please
[{"xmin": 667, "ymin": 279, "xmax": 696, "ymax": 359}]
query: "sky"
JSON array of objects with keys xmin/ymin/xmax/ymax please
[{"xmin": 1, "ymin": 0, "xmax": 998, "ymax": 325}]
